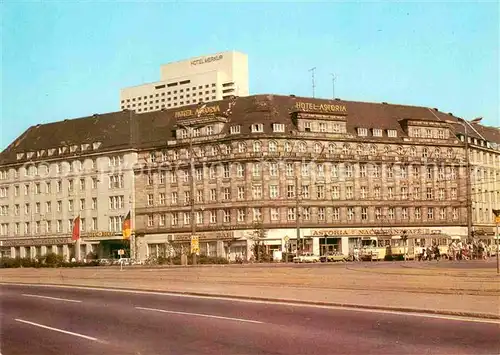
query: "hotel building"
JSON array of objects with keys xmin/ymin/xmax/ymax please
[
  {"xmin": 120, "ymin": 51, "xmax": 249, "ymax": 113},
  {"xmin": 1, "ymin": 95, "xmax": 499, "ymax": 261}
]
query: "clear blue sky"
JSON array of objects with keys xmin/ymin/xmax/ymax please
[{"xmin": 2, "ymin": 1, "xmax": 499, "ymax": 149}]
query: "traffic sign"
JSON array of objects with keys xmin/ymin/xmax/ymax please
[
  {"xmin": 284, "ymin": 236, "xmax": 290, "ymax": 242},
  {"xmin": 190, "ymin": 235, "xmax": 200, "ymax": 255}
]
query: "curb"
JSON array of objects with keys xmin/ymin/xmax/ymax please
[{"xmin": 3, "ymin": 281, "xmax": 499, "ymax": 321}]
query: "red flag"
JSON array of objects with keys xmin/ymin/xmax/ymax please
[
  {"xmin": 72, "ymin": 216, "xmax": 80, "ymax": 241},
  {"xmin": 122, "ymin": 211, "xmax": 131, "ymax": 240}
]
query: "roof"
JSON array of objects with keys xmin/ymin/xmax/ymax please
[{"xmin": 1, "ymin": 94, "xmax": 499, "ymax": 165}]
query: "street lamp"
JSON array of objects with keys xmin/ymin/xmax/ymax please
[
  {"xmin": 177, "ymin": 103, "xmax": 207, "ymax": 266},
  {"xmin": 493, "ymin": 209, "xmax": 500, "ymax": 275},
  {"xmin": 447, "ymin": 117, "xmax": 482, "ymax": 243}
]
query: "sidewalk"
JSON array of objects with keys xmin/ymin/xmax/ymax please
[{"xmin": 2, "ymin": 264, "xmax": 499, "ymax": 319}]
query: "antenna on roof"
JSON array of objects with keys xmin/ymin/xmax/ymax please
[
  {"xmin": 330, "ymin": 73, "xmax": 336, "ymax": 99},
  {"xmin": 309, "ymin": 67, "xmax": 316, "ymax": 98}
]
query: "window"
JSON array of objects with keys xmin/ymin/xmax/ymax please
[
  {"xmin": 286, "ymin": 163, "xmax": 294, "ymax": 177},
  {"xmin": 253, "ymin": 141, "xmax": 262, "ymax": 153},
  {"xmin": 299, "ymin": 142, "xmax": 307, "ymax": 153},
  {"xmin": 109, "ymin": 175, "xmax": 124, "ymax": 189},
  {"xmin": 269, "ymin": 141, "xmax": 278, "ymax": 153},
  {"xmin": 317, "ymin": 185, "xmax": 325, "ymax": 199},
  {"xmin": 270, "ymin": 208, "xmax": 279, "ymax": 221},
  {"xmin": 223, "ymin": 187, "xmax": 231, "ymax": 200},
  {"xmin": 427, "ymin": 207, "xmax": 434, "ymax": 219},
  {"xmin": 304, "ymin": 122, "xmax": 311, "ymax": 132},
  {"xmin": 374, "ymin": 186, "xmax": 380, "ymax": 199},
  {"xmin": 301, "ymin": 185, "xmax": 310, "ymax": 198},
  {"xmin": 413, "ymin": 166, "xmax": 420, "ymax": 178},
  {"xmin": 450, "ymin": 167, "xmax": 457, "ymax": 180},
  {"xmin": 360, "ymin": 164, "xmax": 367, "ymax": 178},
  {"xmin": 270, "ymin": 185, "xmax": 279, "ymax": 199},
  {"xmin": 183, "ymin": 213, "xmax": 190, "ymax": 225},
  {"xmin": 426, "ymin": 187, "xmax": 433, "ymax": 199},
  {"xmin": 287, "ymin": 207, "xmax": 296, "ymax": 221},
  {"xmin": 361, "ymin": 207, "xmax": 368, "ymax": 220},
  {"xmin": 252, "ymin": 185, "xmax": 262, "ymax": 199},
  {"xmin": 237, "ymin": 186, "xmax": 245, "ymax": 199},
  {"xmin": 287, "ymin": 185, "xmax": 295, "ymax": 198},
  {"xmin": 317, "ymin": 163, "xmax": 324, "ymax": 178},
  {"xmin": 331, "ymin": 164, "xmax": 339, "ymax": 178},
  {"xmin": 314, "ymin": 143, "xmax": 323, "ymax": 154},
  {"xmin": 196, "ymin": 211, "xmax": 203, "ymax": 224},
  {"xmin": 251, "ymin": 124, "xmax": 264, "ymax": 133},
  {"xmin": 318, "ymin": 207, "xmax": 325, "ymax": 220},
  {"xmin": 92, "ymin": 178, "xmax": 98, "ymax": 189},
  {"xmin": 346, "ymin": 186, "xmax": 353, "ymax": 199},
  {"xmin": 388, "ymin": 187, "xmax": 394, "ymax": 199},
  {"xmin": 253, "ymin": 208, "xmax": 262, "ymax": 221},
  {"xmin": 388, "ymin": 207, "xmax": 395, "ymax": 219},
  {"xmin": 252, "ymin": 163, "xmax": 261, "ymax": 177},
  {"xmin": 236, "ymin": 164, "xmax": 244, "ymax": 178},
  {"xmin": 387, "ymin": 130, "xmax": 397, "ymax": 138},
  {"xmin": 386, "ymin": 165, "xmax": 394, "ymax": 178},
  {"xmin": 400, "ymin": 166, "xmax": 408, "ymax": 179},
  {"xmin": 373, "ymin": 128, "xmax": 383, "ymax": 137},
  {"xmin": 402, "ymin": 207, "xmax": 409, "ymax": 219},
  {"xmin": 375, "ymin": 207, "xmax": 382, "ymax": 220},
  {"xmin": 35, "ymin": 183, "xmax": 40, "ymax": 194},
  {"xmin": 332, "ymin": 208, "xmax": 340, "ymax": 220},
  {"xmin": 80, "ymin": 199, "xmax": 85, "ymax": 210},
  {"xmin": 45, "ymin": 201, "xmax": 51, "ymax": 213},
  {"xmin": 452, "ymin": 207, "xmax": 458, "ymax": 219},
  {"xmin": 147, "ymin": 194, "xmax": 154, "ymax": 206},
  {"xmin": 223, "ymin": 209, "xmax": 231, "ymax": 223},
  {"xmin": 147, "ymin": 174, "xmax": 153, "ymax": 185},
  {"xmin": 92, "ymin": 218, "xmax": 98, "ymax": 230},
  {"xmin": 269, "ymin": 163, "xmax": 278, "ymax": 177},
  {"xmin": 415, "ymin": 207, "xmax": 421, "ymax": 219},
  {"xmin": 159, "ymin": 214, "xmax": 166, "ymax": 226},
  {"xmin": 209, "ymin": 211, "xmax": 217, "ymax": 224},
  {"xmin": 360, "ymin": 186, "xmax": 367, "ymax": 199},
  {"xmin": 331, "ymin": 186, "xmax": 339, "ymax": 199},
  {"xmin": 345, "ymin": 164, "xmax": 353, "ymax": 178},
  {"xmin": 401, "ymin": 187, "xmax": 408, "ymax": 199},
  {"xmin": 347, "ymin": 207, "xmax": 355, "ymax": 220},
  {"xmin": 184, "ymin": 191, "xmax": 190, "ymax": 204},
  {"xmin": 25, "ymin": 184, "xmax": 30, "ymax": 195},
  {"xmin": 438, "ymin": 188, "xmax": 445, "ymax": 200},
  {"xmin": 68, "ymin": 200, "xmax": 74, "ymax": 212},
  {"xmin": 422, "ymin": 148, "xmax": 429, "ymax": 158},
  {"xmin": 237, "ymin": 142, "xmax": 246, "ymax": 153},
  {"xmin": 302, "ymin": 207, "xmax": 310, "ymax": 220},
  {"xmin": 230, "ymin": 125, "xmax": 241, "ymax": 134},
  {"xmin": 301, "ymin": 163, "xmax": 309, "ymax": 176},
  {"xmin": 451, "ymin": 188, "xmax": 457, "ymax": 199},
  {"xmin": 147, "ymin": 215, "xmax": 154, "ymax": 227},
  {"xmin": 358, "ymin": 128, "xmax": 368, "ymax": 136},
  {"xmin": 439, "ymin": 207, "xmax": 446, "ymax": 220},
  {"xmin": 273, "ymin": 123, "xmax": 285, "ymax": 132},
  {"xmin": 56, "ymin": 220, "xmax": 62, "ymax": 233},
  {"xmin": 159, "ymin": 171, "xmax": 166, "ymax": 184},
  {"xmin": 237, "ymin": 209, "xmax": 246, "ymax": 222},
  {"xmin": 159, "ymin": 193, "xmax": 166, "ymax": 205},
  {"xmin": 91, "ymin": 198, "xmax": 97, "ymax": 210},
  {"xmin": 285, "ymin": 141, "xmax": 292, "ymax": 153}
]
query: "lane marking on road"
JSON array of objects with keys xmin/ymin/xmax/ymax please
[
  {"xmin": 15, "ymin": 319, "xmax": 103, "ymax": 342},
  {"xmin": 135, "ymin": 306, "xmax": 263, "ymax": 324},
  {"xmin": 22, "ymin": 294, "xmax": 82, "ymax": 303},
  {"xmin": 4, "ymin": 283, "xmax": 499, "ymax": 325}
]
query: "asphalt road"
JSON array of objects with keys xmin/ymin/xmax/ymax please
[{"xmin": 1, "ymin": 284, "xmax": 499, "ymax": 355}]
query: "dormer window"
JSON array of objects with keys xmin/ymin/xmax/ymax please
[
  {"xmin": 48, "ymin": 149, "xmax": 56, "ymax": 156},
  {"xmin": 179, "ymin": 129, "xmax": 188, "ymax": 139},
  {"xmin": 58, "ymin": 147, "xmax": 67, "ymax": 154},
  {"xmin": 251, "ymin": 124, "xmax": 264, "ymax": 133},
  {"xmin": 413, "ymin": 128, "xmax": 421, "ymax": 138},
  {"xmin": 92, "ymin": 142, "xmax": 102, "ymax": 150},
  {"xmin": 438, "ymin": 130, "xmax": 445, "ymax": 139},
  {"xmin": 206, "ymin": 126, "xmax": 214, "ymax": 135},
  {"xmin": 304, "ymin": 122, "xmax": 311, "ymax": 132},
  {"xmin": 70, "ymin": 145, "xmax": 78, "ymax": 153},
  {"xmin": 473, "ymin": 138, "xmax": 478, "ymax": 145},
  {"xmin": 372, "ymin": 128, "xmax": 382, "ymax": 137},
  {"xmin": 193, "ymin": 128, "xmax": 201, "ymax": 137},
  {"xmin": 230, "ymin": 125, "xmax": 241, "ymax": 134},
  {"xmin": 357, "ymin": 128, "xmax": 368, "ymax": 137},
  {"xmin": 36, "ymin": 150, "xmax": 45, "ymax": 157},
  {"xmin": 387, "ymin": 130, "xmax": 397, "ymax": 138},
  {"xmin": 148, "ymin": 152, "xmax": 156, "ymax": 163},
  {"xmin": 273, "ymin": 123, "xmax": 285, "ymax": 133},
  {"xmin": 26, "ymin": 152, "xmax": 34, "ymax": 159},
  {"xmin": 81, "ymin": 144, "xmax": 90, "ymax": 151}
]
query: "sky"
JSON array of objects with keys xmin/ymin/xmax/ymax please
[{"xmin": 1, "ymin": 1, "xmax": 499, "ymax": 149}]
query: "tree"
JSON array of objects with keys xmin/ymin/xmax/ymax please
[{"xmin": 248, "ymin": 222, "xmax": 270, "ymax": 262}]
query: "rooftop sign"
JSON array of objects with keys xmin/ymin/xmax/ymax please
[
  {"xmin": 295, "ymin": 102, "xmax": 347, "ymax": 114},
  {"xmin": 191, "ymin": 54, "xmax": 223, "ymax": 66},
  {"xmin": 174, "ymin": 105, "xmax": 221, "ymax": 119}
]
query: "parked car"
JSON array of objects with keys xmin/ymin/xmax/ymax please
[
  {"xmin": 293, "ymin": 253, "xmax": 320, "ymax": 263},
  {"xmin": 320, "ymin": 252, "xmax": 349, "ymax": 263}
]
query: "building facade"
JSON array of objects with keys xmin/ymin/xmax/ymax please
[
  {"xmin": 120, "ymin": 51, "xmax": 249, "ymax": 113},
  {"xmin": 1, "ymin": 95, "xmax": 499, "ymax": 262}
]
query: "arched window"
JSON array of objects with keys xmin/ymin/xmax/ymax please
[
  {"xmin": 237, "ymin": 142, "xmax": 246, "ymax": 154},
  {"xmin": 422, "ymin": 148, "xmax": 428, "ymax": 158},
  {"xmin": 253, "ymin": 141, "xmax": 262, "ymax": 153},
  {"xmin": 370, "ymin": 145, "xmax": 377, "ymax": 156},
  {"xmin": 299, "ymin": 142, "xmax": 307, "ymax": 153},
  {"xmin": 434, "ymin": 148, "xmax": 440, "ymax": 158},
  {"xmin": 314, "ymin": 143, "xmax": 323, "ymax": 154},
  {"xmin": 356, "ymin": 144, "xmax": 364, "ymax": 156},
  {"xmin": 328, "ymin": 143, "xmax": 336, "ymax": 154},
  {"xmin": 342, "ymin": 144, "xmax": 349, "ymax": 155},
  {"xmin": 269, "ymin": 140, "xmax": 278, "ymax": 153},
  {"xmin": 284, "ymin": 141, "xmax": 292, "ymax": 153}
]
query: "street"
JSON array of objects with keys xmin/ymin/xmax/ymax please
[{"xmin": 1, "ymin": 284, "xmax": 499, "ymax": 355}]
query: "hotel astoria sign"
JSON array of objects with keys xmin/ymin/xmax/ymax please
[
  {"xmin": 295, "ymin": 102, "xmax": 347, "ymax": 114},
  {"xmin": 0, "ymin": 237, "xmax": 73, "ymax": 247}
]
